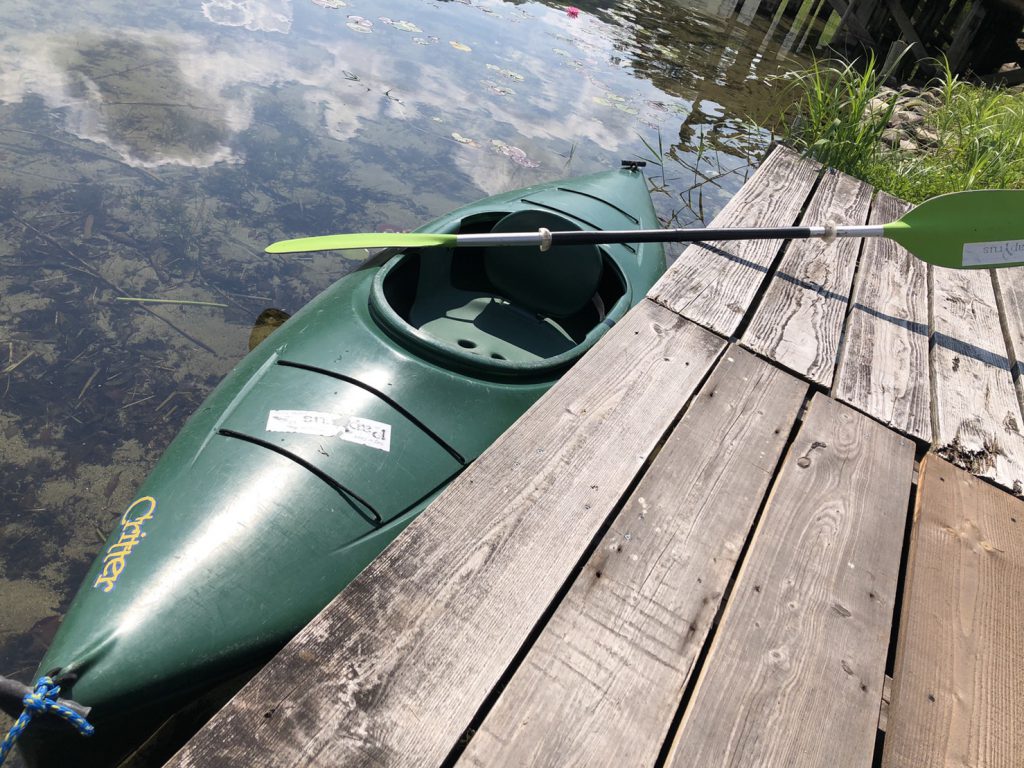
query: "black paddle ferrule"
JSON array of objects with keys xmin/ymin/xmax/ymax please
[{"xmin": 548, "ymin": 226, "xmax": 815, "ymax": 246}]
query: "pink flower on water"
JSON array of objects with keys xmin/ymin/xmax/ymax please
[{"xmin": 566, "ymin": 6, "xmax": 580, "ymax": 17}]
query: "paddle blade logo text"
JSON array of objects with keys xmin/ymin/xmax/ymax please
[
  {"xmin": 92, "ymin": 496, "xmax": 156, "ymax": 593},
  {"xmin": 962, "ymin": 239, "xmax": 1024, "ymax": 267}
]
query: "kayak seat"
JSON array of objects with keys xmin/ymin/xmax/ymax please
[
  {"xmin": 403, "ymin": 211, "xmax": 604, "ymax": 363},
  {"xmin": 483, "ymin": 209, "xmax": 604, "ymax": 319}
]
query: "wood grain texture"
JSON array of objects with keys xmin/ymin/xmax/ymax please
[
  {"xmin": 648, "ymin": 145, "xmax": 821, "ymax": 338},
  {"xmin": 665, "ymin": 393, "xmax": 915, "ymax": 768},
  {"xmin": 931, "ymin": 265, "xmax": 1024, "ymax": 493},
  {"xmin": 834, "ymin": 192, "xmax": 931, "ymax": 442},
  {"xmin": 883, "ymin": 455, "xmax": 1024, "ymax": 768},
  {"xmin": 742, "ymin": 170, "xmax": 872, "ymax": 386},
  {"xmin": 879, "ymin": 674, "xmax": 893, "ymax": 732},
  {"xmin": 167, "ymin": 299, "xmax": 725, "ymax": 768},
  {"xmin": 993, "ymin": 267, "xmax": 1024, "ymax": 413},
  {"xmin": 458, "ymin": 346, "xmax": 807, "ymax": 768}
]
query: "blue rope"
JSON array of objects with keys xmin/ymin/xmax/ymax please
[{"xmin": 0, "ymin": 677, "xmax": 94, "ymax": 765}]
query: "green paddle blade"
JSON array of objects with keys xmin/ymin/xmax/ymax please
[
  {"xmin": 265, "ymin": 232, "xmax": 456, "ymax": 254},
  {"xmin": 884, "ymin": 189, "xmax": 1024, "ymax": 269}
]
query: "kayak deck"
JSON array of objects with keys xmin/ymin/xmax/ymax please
[{"xmin": 171, "ymin": 145, "xmax": 1024, "ymax": 768}]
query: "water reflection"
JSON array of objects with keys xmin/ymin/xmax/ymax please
[
  {"xmin": 202, "ymin": 0, "xmax": 294, "ymax": 33},
  {"xmin": 59, "ymin": 35, "xmax": 235, "ymax": 168},
  {"xmin": 0, "ymin": 0, "xmax": 824, "ymax": 756}
]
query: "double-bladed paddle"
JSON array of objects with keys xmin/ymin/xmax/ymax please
[{"xmin": 265, "ymin": 189, "xmax": 1024, "ymax": 270}]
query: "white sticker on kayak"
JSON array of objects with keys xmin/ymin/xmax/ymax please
[
  {"xmin": 338, "ymin": 416, "xmax": 392, "ymax": 452},
  {"xmin": 962, "ymin": 240, "xmax": 1024, "ymax": 267},
  {"xmin": 265, "ymin": 410, "xmax": 391, "ymax": 452}
]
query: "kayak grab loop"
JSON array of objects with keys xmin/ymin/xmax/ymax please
[{"xmin": 0, "ymin": 676, "xmax": 94, "ymax": 765}]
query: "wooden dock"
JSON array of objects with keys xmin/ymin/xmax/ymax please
[{"xmin": 167, "ymin": 146, "xmax": 1024, "ymax": 767}]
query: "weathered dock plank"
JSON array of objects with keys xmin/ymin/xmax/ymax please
[
  {"xmin": 833, "ymin": 192, "xmax": 931, "ymax": 442},
  {"xmin": 648, "ymin": 145, "xmax": 821, "ymax": 338},
  {"xmin": 458, "ymin": 346, "xmax": 807, "ymax": 768},
  {"xmin": 166, "ymin": 300, "xmax": 725, "ymax": 768},
  {"xmin": 665, "ymin": 393, "xmax": 915, "ymax": 768},
  {"xmin": 993, "ymin": 268, "xmax": 1024, "ymax": 409},
  {"xmin": 931, "ymin": 266, "xmax": 1024, "ymax": 493},
  {"xmin": 742, "ymin": 170, "xmax": 872, "ymax": 386},
  {"xmin": 883, "ymin": 455, "xmax": 1024, "ymax": 768}
]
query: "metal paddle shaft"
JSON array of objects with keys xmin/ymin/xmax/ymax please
[
  {"xmin": 461, "ymin": 226, "xmax": 819, "ymax": 247},
  {"xmin": 265, "ymin": 189, "xmax": 1024, "ymax": 270},
  {"xmin": 454, "ymin": 224, "xmax": 885, "ymax": 248}
]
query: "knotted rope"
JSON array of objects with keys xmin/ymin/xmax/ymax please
[{"xmin": 0, "ymin": 677, "xmax": 94, "ymax": 765}]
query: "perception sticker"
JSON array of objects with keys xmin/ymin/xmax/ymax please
[
  {"xmin": 962, "ymin": 240, "xmax": 1024, "ymax": 267},
  {"xmin": 266, "ymin": 410, "xmax": 391, "ymax": 452}
]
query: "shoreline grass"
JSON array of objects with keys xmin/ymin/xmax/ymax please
[{"xmin": 771, "ymin": 55, "xmax": 1024, "ymax": 202}]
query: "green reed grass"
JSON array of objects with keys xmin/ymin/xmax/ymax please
[
  {"xmin": 774, "ymin": 55, "xmax": 1024, "ymax": 202},
  {"xmin": 773, "ymin": 51, "xmax": 897, "ymax": 179},
  {"xmin": 635, "ymin": 118, "xmax": 764, "ymax": 226}
]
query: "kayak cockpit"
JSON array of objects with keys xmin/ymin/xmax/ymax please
[{"xmin": 369, "ymin": 209, "xmax": 629, "ymax": 375}]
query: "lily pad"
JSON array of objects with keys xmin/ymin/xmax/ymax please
[
  {"xmin": 490, "ymin": 139, "xmax": 539, "ymax": 168},
  {"xmin": 449, "ymin": 41, "xmax": 472, "ymax": 52},
  {"xmin": 311, "ymin": 0, "xmax": 346, "ymax": 7},
  {"xmin": 592, "ymin": 96, "xmax": 639, "ymax": 115},
  {"xmin": 412, "ymin": 35, "xmax": 440, "ymax": 45},
  {"xmin": 481, "ymin": 80, "xmax": 515, "ymax": 97},
  {"xmin": 379, "ymin": 17, "xmax": 423, "ymax": 32},
  {"xmin": 485, "ymin": 64, "xmax": 524, "ymax": 82},
  {"xmin": 346, "ymin": 15, "xmax": 373, "ymax": 32},
  {"xmin": 451, "ymin": 132, "xmax": 479, "ymax": 147}
]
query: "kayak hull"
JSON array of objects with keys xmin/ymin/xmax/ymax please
[{"xmin": 18, "ymin": 167, "xmax": 665, "ymax": 767}]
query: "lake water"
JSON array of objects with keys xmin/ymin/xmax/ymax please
[{"xmin": 0, "ymin": 0, "xmax": 823, "ymax": 753}]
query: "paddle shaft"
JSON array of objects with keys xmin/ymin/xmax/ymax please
[
  {"xmin": 454, "ymin": 224, "xmax": 886, "ymax": 248},
  {"xmin": 266, "ymin": 189, "xmax": 1024, "ymax": 270}
]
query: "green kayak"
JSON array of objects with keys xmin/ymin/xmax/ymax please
[{"xmin": 6, "ymin": 164, "xmax": 665, "ymax": 767}]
